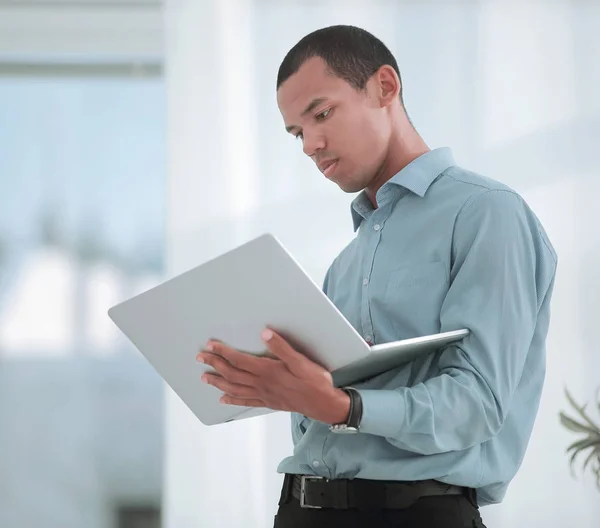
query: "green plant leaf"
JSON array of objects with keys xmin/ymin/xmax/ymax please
[
  {"xmin": 566, "ymin": 437, "xmax": 600, "ymax": 454},
  {"xmin": 582, "ymin": 446, "xmax": 600, "ymax": 472},
  {"xmin": 565, "ymin": 387, "xmax": 600, "ymax": 431},
  {"xmin": 559, "ymin": 412, "xmax": 600, "ymax": 435},
  {"xmin": 568, "ymin": 439, "xmax": 600, "ymax": 468},
  {"xmin": 565, "ymin": 386, "xmax": 583, "ymax": 411},
  {"xmin": 567, "ymin": 441, "xmax": 600, "ymax": 458},
  {"xmin": 562, "ymin": 386, "xmax": 600, "ymax": 487},
  {"xmin": 570, "ymin": 448, "xmax": 582, "ymax": 468}
]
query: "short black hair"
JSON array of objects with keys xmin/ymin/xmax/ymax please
[{"xmin": 276, "ymin": 25, "xmax": 403, "ymax": 101}]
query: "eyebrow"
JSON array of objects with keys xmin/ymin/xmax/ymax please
[{"xmin": 285, "ymin": 97, "xmax": 328, "ymax": 133}]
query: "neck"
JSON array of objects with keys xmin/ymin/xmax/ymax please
[{"xmin": 365, "ymin": 119, "xmax": 429, "ymax": 208}]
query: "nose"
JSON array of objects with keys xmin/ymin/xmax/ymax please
[{"xmin": 302, "ymin": 129, "xmax": 326, "ymax": 158}]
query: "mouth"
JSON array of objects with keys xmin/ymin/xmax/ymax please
[{"xmin": 319, "ymin": 159, "xmax": 339, "ymax": 179}]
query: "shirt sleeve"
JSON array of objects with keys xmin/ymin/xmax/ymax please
[{"xmin": 356, "ymin": 189, "xmax": 556, "ymax": 454}]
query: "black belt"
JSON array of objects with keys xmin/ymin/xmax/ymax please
[{"xmin": 286, "ymin": 474, "xmax": 473, "ymax": 510}]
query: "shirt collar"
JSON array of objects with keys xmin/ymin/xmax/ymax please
[
  {"xmin": 350, "ymin": 147, "xmax": 455, "ymax": 231},
  {"xmin": 351, "ymin": 192, "xmax": 374, "ymax": 231}
]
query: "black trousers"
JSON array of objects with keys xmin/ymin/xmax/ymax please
[{"xmin": 273, "ymin": 479, "xmax": 487, "ymax": 528}]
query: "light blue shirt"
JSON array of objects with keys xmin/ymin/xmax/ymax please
[{"xmin": 277, "ymin": 148, "xmax": 558, "ymax": 506}]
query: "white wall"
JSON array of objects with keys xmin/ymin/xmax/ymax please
[{"xmin": 165, "ymin": 1, "xmax": 600, "ymax": 527}]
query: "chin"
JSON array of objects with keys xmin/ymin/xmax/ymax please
[{"xmin": 336, "ymin": 178, "xmax": 365, "ymax": 194}]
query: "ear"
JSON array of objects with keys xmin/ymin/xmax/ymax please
[{"xmin": 375, "ymin": 65, "xmax": 401, "ymax": 107}]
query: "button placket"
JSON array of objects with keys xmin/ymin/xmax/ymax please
[{"xmin": 360, "ymin": 219, "xmax": 379, "ymax": 347}]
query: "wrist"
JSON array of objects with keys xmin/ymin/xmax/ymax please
[{"xmin": 326, "ymin": 388, "xmax": 352, "ymax": 425}]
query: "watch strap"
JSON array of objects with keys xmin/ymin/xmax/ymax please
[{"xmin": 341, "ymin": 387, "xmax": 363, "ymax": 429}]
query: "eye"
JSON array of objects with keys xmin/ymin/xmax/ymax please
[
  {"xmin": 294, "ymin": 131, "xmax": 304, "ymax": 140},
  {"xmin": 315, "ymin": 108, "xmax": 332, "ymax": 121}
]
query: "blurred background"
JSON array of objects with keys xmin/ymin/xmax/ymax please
[
  {"xmin": 0, "ymin": 1, "xmax": 165, "ymax": 527},
  {"xmin": 2, "ymin": 1, "xmax": 600, "ymax": 527}
]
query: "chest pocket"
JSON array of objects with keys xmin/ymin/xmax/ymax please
[{"xmin": 382, "ymin": 260, "xmax": 448, "ymax": 335}]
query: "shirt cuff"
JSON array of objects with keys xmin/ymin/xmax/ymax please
[{"xmin": 357, "ymin": 389, "xmax": 406, "ymax": 438}]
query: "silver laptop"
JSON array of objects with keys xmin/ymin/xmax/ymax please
[{"xmin": 108, "ymin": 233, "xmax": 468, "ymax": 426}]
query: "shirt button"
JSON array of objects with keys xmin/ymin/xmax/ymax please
[
  {"xmin": 364, "ymin": 334, "xmax": 372, "ymax": 343},
  {"xmin": 312, "ymin": 460, "xmax": 321, "ymax": 468},
  {"xmin": 363, "ymin": 278, "xmax": 368, "ymax": 286},
  {"xmin": 374, "ymin": 224, "xmax": 381, "ymax": 231}
]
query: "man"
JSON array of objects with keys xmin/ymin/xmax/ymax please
[{"xmin": 197, "ymin": 25, "xmax": 557, "ymax": 527}]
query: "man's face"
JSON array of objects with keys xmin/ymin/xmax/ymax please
[{"xmin": 277, "ymin": 57, "xmax": 390, "ymax": 193}]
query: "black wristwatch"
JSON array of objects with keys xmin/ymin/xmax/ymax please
[{"xmin": 329, "ymin": 387, "xmax": 363, "ymax": 434}]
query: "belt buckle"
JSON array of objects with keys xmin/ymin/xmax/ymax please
[{"xmin": 300, "ymin": 475, "xmax": 325, "ymax": 509}]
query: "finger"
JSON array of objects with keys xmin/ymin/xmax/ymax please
[
  {"xmin": 197, "ymin": 351, "xmax": 257, "ymax": 386},
  {"xmin": 202, "ymin": 373, "xmax": 258, "ymax": 399},
  {"xmin": 261, "ymin": 328, "xmax": 307, "ymax": 372},
  {"xmin": 204, "ymin": 342, "xmax": 270, "ymax": 375},
  {"xmin": 220, "ymin": 396, "xmax": 266, "ymax": 408}
]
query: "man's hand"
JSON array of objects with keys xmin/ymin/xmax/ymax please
[{"xmin": 196, "ymin": 329, "xmax": 350, "ymax": 425}]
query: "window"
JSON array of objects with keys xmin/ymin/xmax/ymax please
[{"xmin": 0, "ymin": 66, "xmax": 165, "ymax": 528}]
